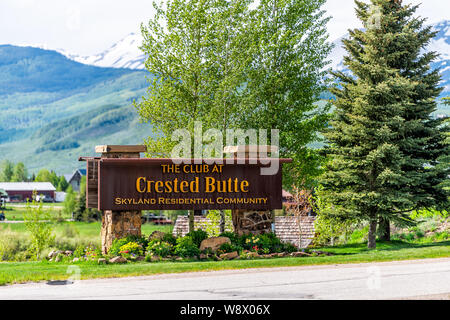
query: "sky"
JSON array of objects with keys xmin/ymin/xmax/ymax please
[{"xmin": 0, "ymin": 0, "xmax": 448, "ymax": 56}]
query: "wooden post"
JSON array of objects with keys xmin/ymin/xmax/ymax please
[
  {"xmin": 96, "ymin": 145, "xmax": 147, "ymax": 254},
  {"xmin": 224, "ymin": 145, "xmax": 278, "ymax": 235}
]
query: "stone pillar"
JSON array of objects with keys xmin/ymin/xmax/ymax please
[
  {"xmin": 232, "ymin": 209, "xmax": 274, "ymax": 236},
  {"xmin": 96, "ymin": 145, "xmax": 146, "ymax": 254},
  {"xmin": 101, "ymin": 211, "xmax": 142, "ymax": 253},
  {"xmin": 224, "ymin": 145, "xmax": 278, "ymax": 236}
]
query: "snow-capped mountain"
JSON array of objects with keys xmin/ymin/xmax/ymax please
[
  {"xmin": 329, "ymin": 20, "xmax": 450, "ymax": 95},
  {"xmin": 59, "ymin": 33, "xmax": 146, "ymax": 70}
]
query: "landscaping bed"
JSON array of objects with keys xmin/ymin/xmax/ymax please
[{"xmin": 44, "ymin": 230, "xmax": 330, "ymax": 265}]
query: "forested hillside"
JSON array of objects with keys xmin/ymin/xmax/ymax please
[{"xmin": 0, "ymin": 45, "xmax": 152, "ymax": 174}]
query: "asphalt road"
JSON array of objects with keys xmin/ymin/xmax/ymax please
[{"xmin": 1, "ymin": 258, "xmax": 449, "ymax": 300}]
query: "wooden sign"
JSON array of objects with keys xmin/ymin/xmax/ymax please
[{"xmin": 96, "ymin": 158, "xmax": 290, "ymax": 211}]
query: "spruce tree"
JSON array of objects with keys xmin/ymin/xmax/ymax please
[{"xmin": 319, "ymin": 0, "xmax": 449, "ymax": 248}]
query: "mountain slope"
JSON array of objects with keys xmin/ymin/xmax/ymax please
[
  {"xmin": 0, "ymin": 45, "xmax": 131, "ymax": 94},
  {"xmin": 0, "ymin": 45, "xmax": 152, "ymax": 174},
  {"xmin": 58, "ymin": 33, "xmax": 146, "ymax": 70}
]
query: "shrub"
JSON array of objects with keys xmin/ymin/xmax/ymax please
[
  {"xmin": 186, "ymin": 229, "xmax": 208, "ymax": 247},
  {"xmin": 282, "ymin": 242, "xmax": 298, "ymax": 253},
  {"xmin": 0, "ymin": 228, "xmax": 31, "ymax": 261},
  {"xmin": 174, "ymin": 236, "xmax": 200, "ymax": 258},
  {"xmin": 217, "ymin": 242, "xmax": 234, "ymax": 254},
  {"xmin": 147, "ymin": 240, "xmax": 173, "ymax": 257},
  {"xmin": 119, "ymin": 242, "xmax": 144, "ymax": 258},
  {"xmin": 73, "ymin": 245, "xmax": 85, "ymax": 258},
  {"xmin": 162, "ymin": 233, "xmax": 177, "ymax": 246},
  {"xmin": 85, "ymin": 245, "xmax": 103, "ymax": 260},
  {"xmin": 23, "ymin": 196, "xmax": 55, "ymax": 260},
  {"xmin": 109, "ymin": 235, "xmax": 148, "ymax": 256},
  {"xmin": 415, "ymin": 230, "xmax": 425, "ymax": 239},
  {"xmin": 219, "ymin": 231, "xmax": 239, "ymax": 245}
]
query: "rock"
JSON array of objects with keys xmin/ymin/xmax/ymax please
[
  {"xmin": 150, "ymin": 255, "xmax": 160, "ymax": 262},
  {"xmin": 55, "ymin": 255, "xmax": 62, "ymax": 262},
  {"xmin": 311, "ymin": 250, "xmax": 333, "ymax": 256},
  {"xmin": 199, "ymin": 253, "xmax": 207, "ymax": 260},
  {"xmin": 48, "ymin": 250, "xmax": 57, "ymax": 259},
  {"xmin": 290, "ymin": 252, "xmax": 311, "ymax": 257},
  {"xmin": 136, "ymin": 256, "xmax": 145, "ymax": 261},
  {"xmin": 276, "ymin": 253, "xmax": 285, "ymax": 258},
  {"xmin": 219, "ymin": 251, "xmax": 239, "ymax": 260},
  {"xmin": 73, "ymin": 258, "xmax": 80, "ymax": 263},
  {"xmin": 247, "ymin": 252, "xmax": 259, "ymax": 258},
  {"xmin": 98, "ymin": 258, "xmax": 107, "ymax": 264},
  {"xmin": 149, "ymin": 231, "xmax": 166, "ymax": 241},
  {"xmin": 176, "ymin": 257, "xmax": 183, "ymax": 261},
  {"xmin": 109, "ymin": 256, "xmax": 127, "ymax": 264},
  {"xmin": 199, "ymin": 237, "xmax": 231, "ymax": 252},
  {"xmin": 65, "ymin": 251, "xmax": 73, "ymax": 256}
]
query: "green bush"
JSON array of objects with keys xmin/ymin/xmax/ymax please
[
  {"xmin": 186, "ymin": 229, "xmax": 208, "ymax": 247},
  {"xmin": 174, "ymin": 236, "xmax": 200, "ymax": 258},
  {"xmin": 73, "ymin": 245, "xmax": 85, "ymax": 258},
  {"xmin": 119, "ymin": 242, "xmax": 144, "ymax": 258},
  {"xmin": 146, "ymin": 240, "xmax": 173, "ymax": 257},
  {"xmin": 109, "ymin": 235, "xmax": 148, "ymax": 256},
  {"xmin": 240, "ymin": 233, "xmax": 283, "ymax": 254},
  {"xmin": 282, "ymin": 242, "xmax": 298, "ymax": 253},
  {"xmin": 218, "ymin": 242, "xmax": 234, "ymax": 254},
  {"xmin": 0, "ymin": 228, "xmax": 31, "ymax": 261},
  {"xmin": 219, "ymin": 231, "xmax": 239, "ymax": 244},
  {"xmin": 162, "ymin": 233, "xmax": 177, "ymax": 246},
  {"xmin": 85, "ymin": 245, "xmax": 103, "ymax": 260}
]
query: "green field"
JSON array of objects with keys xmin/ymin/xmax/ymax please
[
  {"xmin": 1, "ymin": 204, "xmax": 67, "ymax": 221},
  {"xmin": 0, "ymin": 221, "xmax": 172, "ymax": 236},
  {"xmin": 0, "ymin": 240, "xmax": 449, "ymax": 286}
]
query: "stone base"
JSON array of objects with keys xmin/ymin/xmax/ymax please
[
  {"xmin": 101, "ymin": 211, "xmax": 142, "ymax": 254},
  {"xmin": 232, "ymin": 210, "xmax": 273, "ymax": 236}
]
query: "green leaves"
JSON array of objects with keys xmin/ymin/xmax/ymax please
[
  {"xmin": 24, "ymin": 195, "xmax": 55, "ymax": 260},
  {"xmin": 136, "ymin": 0, "xmax": 333, "ymax": 188}
]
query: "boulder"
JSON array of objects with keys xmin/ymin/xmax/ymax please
[
  {"xmin": 48, "ymin": 250, "xmax": 57, "ymax": 259},
  {"xmin": 150, "ymin": 255, "xmax": 160, "ymax": 262},
  {"xmin": 290, "ymin": 252, "xmax": 311, "ymax": 257},
  {"xmin": 109, "ymin": 256, "xmax": 127, "ymax": 264},
  {"xmin": 98, "ymin": 258, "xmax": 107, "ymax": 264},
  {"xmin": 72, "ymin": 258, "xmax": 80, "ymax": 263},
  {"xmin": 65, "ymin": 251, "xmax": 73, "ymax": 256},
  {"xmin": 149, "ymin": 231, "xmax": 166, "ymax": 241},
  {"xmin": 199, "ymin": 253, "xmax": 208, "ymax": 260},
  {"xmin": 247, "ymin": 252, "xmax": 259, "ymax": 258},
  {"xmin": 200, "ymin": 237, "xmax": 231, "ymax": 252},
  {"xmin": 219, "ymin": 251, "xmax": 239, "ymax": 260}
]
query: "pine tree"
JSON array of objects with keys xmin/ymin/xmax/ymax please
[{"xmin": 319, "ymin": 0, "xmax": 449, "ymax": 248}]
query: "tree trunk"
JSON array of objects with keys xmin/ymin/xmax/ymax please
[
  {"xmin": 368, "ymin": 218, "xmax": 377, "ymax": 249},
  {"xmin": 378, "ymin": 217, "xmax": 391, "ymax": 241},
  {"xmin": 188, "ymin": 210, "xmax": 194, "ymax": 232},
  {"xmin": 219, "ymin": 210, "xmax": 225, "ymax": 234}
]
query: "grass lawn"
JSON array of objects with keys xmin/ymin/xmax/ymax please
[
  {"xmin": 0, "ymin": 221, "xmax": 173, "ymax": 237},
  {"xmin": 0, "ymin": 240, "xmax": 449, "ymax": 286},
  {"xmin": 1, "ymin": 204, "xmax": 67, "ymax": 221}
]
